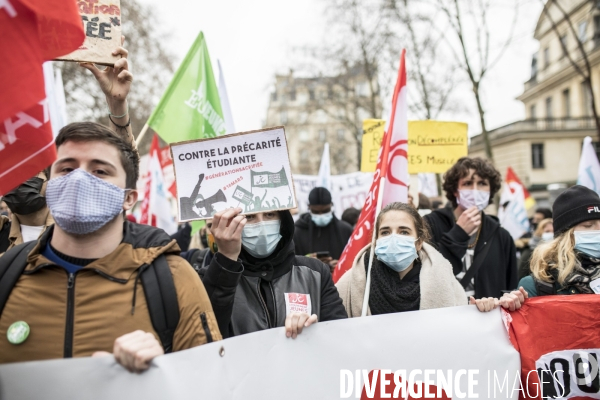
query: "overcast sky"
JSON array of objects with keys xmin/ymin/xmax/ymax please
[{"xmin": 144, "ymin": 0, "xmax": 543, "ymax": 137}]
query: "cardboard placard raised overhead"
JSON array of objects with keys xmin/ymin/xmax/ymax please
[
  {"xmin": 170, "ymin": 127, "xmax": 296, "ymax": 221},
  {"xmin": 407, "ymin": 121, "xmax": 468, "ymax": 174},
  {"xmin": 55, "ymin": 0, "xmax": 122, "ymax": 66}
]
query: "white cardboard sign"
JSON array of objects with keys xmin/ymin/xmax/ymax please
[
  {"xmin": 55, "ymin": 0, "xmax": 122, "ymax": 66},
  {"xmin": 170, "ymin": 127, "xmax": 296, "ymax": 221}
]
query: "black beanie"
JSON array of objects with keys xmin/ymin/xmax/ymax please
[
  {"xmin": 552, "ymin": 185, "xmax": 600, "ymax": 237},
  {"xmin": 308, "ymin": 187, "xmax": 332, "ymax": 205}
]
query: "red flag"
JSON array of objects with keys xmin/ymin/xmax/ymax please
[
  {"xmin": 507, "ymin": 295, "xmax": 600, "ymax": 399},
  {"xmin": 506, "ymin": 167, "xmax": 536, "ymax": 210},
  {"xmin": 333, "ymin": 50, "xmax": 408, "ymax": 282},
  {"xmin": 0, "ymin": 0, "xmax": 84, "ymax": 194},
  {"xmin": 140, "ymin": 135, "xmax": 177, "ymax": 234},
  {"xmin": 0, "ymin": 0, "xmax": 84, "ymax": 122}
]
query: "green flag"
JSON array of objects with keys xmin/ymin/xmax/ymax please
[
  {"xmin": 148, "ymin": 32, "xmax": 226, "ymax": 143},
  {"xmin": 251, "ymin": 167, "xmax": 289, "ymax": 188}
]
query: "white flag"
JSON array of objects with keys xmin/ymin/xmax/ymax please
[
  {"xmin": 498, "ymin": 182, "xmax": 530, "ymax": 240},
  {"xmin": 317, "ymin": 142, "xmax": 331, "ymax": 190},
  {"xmin": 43, "ymin": 62, "xmax": 68, "ymax": 137},
  {"xmin": 217, "ymin": 60, "xmax": 236, "ymax": 135},
  {"xmin": 418, "ymin": 173, "xmax": 438, "ymax": 198},
  {"xmin": 577, "ymin": 136, "xmax": 600, "ymax": 195}
]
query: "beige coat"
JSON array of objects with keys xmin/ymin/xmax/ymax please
[{"xmin": 336, "ymin": 242, "xmax": 466, "ymax": 317}]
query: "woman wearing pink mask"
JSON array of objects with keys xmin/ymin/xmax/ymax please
[{"xmin": 424, "ymin": 157, "xmax": 518, "ymax": 299}]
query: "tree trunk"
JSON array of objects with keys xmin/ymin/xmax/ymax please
[{"xmin": 473, "ymin": 83, "xmax": 493, "ymax": 161}]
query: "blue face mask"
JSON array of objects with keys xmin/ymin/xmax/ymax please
[
  {"xmin": 311, "ymin": 211, "xmax": 333, "ymax": 227},
  {"xmin": 374, "ymin": 234, "xmax": 418, "ymax": 272},
  {"xmin": 574, "ymin": 230, "xmax": 600, "ymax": 258}
]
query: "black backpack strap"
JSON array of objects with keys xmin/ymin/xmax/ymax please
[
  {"xmin": 0, "ymin": 217, "xmax": 11, "ymax": 254},
  {"xmin": 459, "ymin": 232, "xmax": 497, "ymax": 289},
  {"xmin": 140, "ymin": 254, "xmax": 180, "ymax": 353},
  {"xmin": 0, "ymin": 241, "xmax": 37, "ymax": 317},
  {"xmin": 534, "ymin": 279, "xmax": 557, "ymax": 296}
]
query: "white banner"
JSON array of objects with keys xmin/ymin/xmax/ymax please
[
  {"xmin": 294, "ymin": 171, "xmax": 374, "ymax": 216},
  {"xmin": 0, "ymin": 306, "xmax": 519, "ymax": 400}
]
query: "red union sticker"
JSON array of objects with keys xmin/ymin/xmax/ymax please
[{"xmin": 284, "ymin": 293, "xmax": 311, "ymax": 316}]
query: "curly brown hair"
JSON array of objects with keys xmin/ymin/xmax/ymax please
[{"xmin": 442, "ymin": 157, "xmax": 501, "ymax": 208}]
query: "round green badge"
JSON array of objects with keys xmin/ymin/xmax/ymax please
[{"xmin": 7, "ymin": 321, "xmax": 30, "ymax": 345}]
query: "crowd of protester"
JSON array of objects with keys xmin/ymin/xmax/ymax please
[{"xmin": 1, "ymin": 41, "xmax": 592, "ymax": 376}]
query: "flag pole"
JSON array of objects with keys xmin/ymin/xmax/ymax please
[
  {"xmin": 136, "ymin": 123, "xmax": 150, "ymax": 147},
  {"xmin": 361, "ymin": 178, "xmax": 386, "ymax": 317}
]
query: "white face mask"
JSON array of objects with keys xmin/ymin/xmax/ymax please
[
  {"xmin": 541, "ymin": 232, "xmax": 554, "ymax": 242},
  {"xmin": 457, "ymin": 189, "xmax": 490, "ymax": 211},
  {"xmin": 241, "ymin": 220, "xmax": 282, "ymax": 258}
]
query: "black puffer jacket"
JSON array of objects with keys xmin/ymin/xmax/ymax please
[
  {"xmin": 294, "ymin": 213, "xmax": 353, "ymax": 260},
  {"xmin": 201, "ymin": 210, "xmax": 347, "ymax": 338},
  {"xmin": 424, "ymin": 206, "xmax": 518, "ymax": 298}
]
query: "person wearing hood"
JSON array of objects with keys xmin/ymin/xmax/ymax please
[
  {"xmin": 202, "ymin": 207, "xmax": 348, "ymax": 339},
  {"xmin": 294, "ymin": 187, "xmax": 353, "ymax": 272},
  {"xmin": 0, "ymin": 170, "xmax": 54, "ymax": 254},
  {"xmin": 424, "ymin": 157, "xmax": 517, "ymax": 299}
]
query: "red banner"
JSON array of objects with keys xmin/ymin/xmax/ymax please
[
  {"xmin": 508, "ymin": 295, "xmax": 600, "ymax": 399},
  {"xmin": 0, "ymin": 0, "xmax": 84, "ymax": 122},
  {"xmin": 0, "ymin": 0, "xmax": 84, "ymax": 193},
  {"xmin": 333, "ymin": 50, "xmax": 408, "ymax": 283},
  {"xmin": 0, "ymin": 100, "xmax": 56, "ymax": 194}
]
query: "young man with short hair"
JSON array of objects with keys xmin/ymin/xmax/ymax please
[
  {"xmin": 424, "ymin": 157, "xmax": 517, "ymax": 298},
  {"xmin": 0, "ymin": 122, "xmax": 221, "ymax": 370}
]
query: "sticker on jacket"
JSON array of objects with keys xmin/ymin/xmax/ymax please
[{"xmin": 284, "ymin": 293, "xmax": 312, "ymax": 316}]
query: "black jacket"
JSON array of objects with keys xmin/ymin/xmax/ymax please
[
  {"xmin": 201, "ymin": 210, "xmax": 347, "ymax": 338},
  {"xmin": 424, "ymin": 207, "xmax": 518, "ymax": 298},
  {"xmin": 293, "ymin": 213, "xmax": 353, "ymax": 260}
]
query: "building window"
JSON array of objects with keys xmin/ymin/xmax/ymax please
[
  {"xmin": 579, "ymin": 21, "xmax": 587, "ymax": 42},
  {"xmin": 560, "ymin": 34, "xmax": 568, "ymax": 57},
  {"xmin": 309, "ymin": 89, "xmax": 315, "ymax": 100},
  {"xmin": 337, "ymin": 129, "xmax": 345, "ymax": 139},
  {"xmin": 543, "ymin": 47, "xmax": 550, "ymax": 69},
  {"xmin": 318, "ymin": 129, "xmax": 326, "ymax": 141},
  {"xmin": 530, "ymin": 53, "xmax": 538, "ymax": 79},
  {"xmin": 530, "ymin": 104, "xmax": 536, "ymax": 119},
  {"xmin": 582, "ymin": 81, "xmax": 593, "ymax": 116},
  {"xmin": 594, "ymin": 15, "xmax": 600, "ymax": 45},
  {"xmin": 532, "ymin": 144, "xmax": 545, "ymax": 169},
  {"xmin": 563, "ymin": 89, "xmax": 571, "ymax": 117},
  {"xmin": 280, "ymin": 111, "xmax": 287, "ymax": 124},
  {"xmin": 289, "ymin": 90, "xmax": 296, "ymax": 101},
  {"xmin": 271, "ymin": 91, "xmax": 278, "ymax": 101},
  {"xmin": 299, "ymin": 130, "xmax": 309, "ymax": 142},
  {"xmin": 545, "ymin": 97, "xmax": 553, "ymax": 118}
]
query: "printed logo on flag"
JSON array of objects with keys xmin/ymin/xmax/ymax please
[
  {"xmin": 535, "ymin": 349, "xmax": 600, "ymax": 399},
  {"xmin": 284, "ymin": 293, "xmax": 311, "ymax": 316}
]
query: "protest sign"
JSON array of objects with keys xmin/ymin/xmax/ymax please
[
  {"xmin": 170, "ymin": 126, "xmax": 296, "ymax": 221},
  {"xmin": 55, "ymin": 0, "xmax": 122, "ymax": 66},
  {"xmin": 361, "ymin": 119, "xmax": 385, "ymax": 172},
  {"xmin": 0, "ymin": 306, "xmax": 520, "ymax": 400},
  {"xmin": 293, "ymin": 172, "xmax": 374, "ymax": 215},
  {"xmin": 407, "ymin": 121, "xmax": 468, "ymax": 174}
]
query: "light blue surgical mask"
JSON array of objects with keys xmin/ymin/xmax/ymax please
[
  {"xmin": 574, "ymin": 230, "xmax": 600, "ymax": 258},
  {"xmin": 374, "ymin": 234, "xmax": 418, "ymax": 272},
  {"xmin": 242, "ymin": 220, "xmax": 282, "ymax": 258},
  {"xmin": 311, "ymin": 211, "xmax": 333, "ymax": 227}
]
